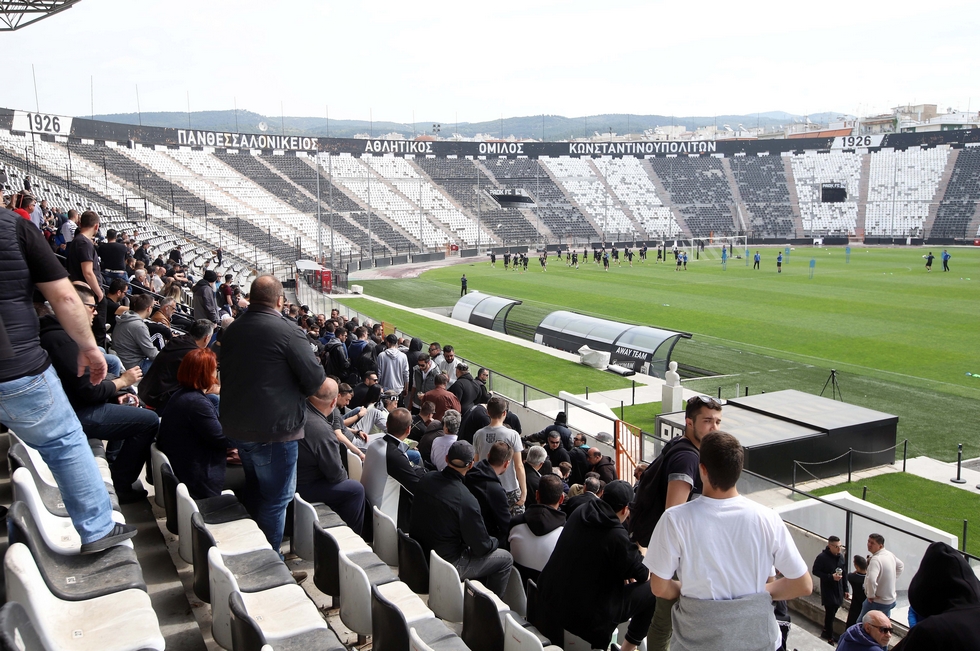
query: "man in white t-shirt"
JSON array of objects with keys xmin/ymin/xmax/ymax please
[
  {"xmin": 472, "ymin": 396, "xmax": 526, "ymax": 514},
  {"xmin": 645, "ymin": 431, "xmax": 812, "ymax": 651}
]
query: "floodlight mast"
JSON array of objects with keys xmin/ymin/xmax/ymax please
[{"xmin": 0, "ymin": 1, "xmax": 83, "ymax": 31}]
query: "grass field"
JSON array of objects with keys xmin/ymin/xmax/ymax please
[
  {"xmin": 812, "ymin": 473, "xmax": 979, "ymax": 557},
  {"xmin": 352, "ymin": 245, "xmax": 980, "ymax": 461}
]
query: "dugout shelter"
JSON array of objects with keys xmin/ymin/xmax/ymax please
[{"xmin": 533, "ymin": 310, "xmax": 690, "ymax": 378}]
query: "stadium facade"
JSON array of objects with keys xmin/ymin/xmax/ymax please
[{"xmin": 3, "ymin": 106, "xmax": 979, "ymax": 277}]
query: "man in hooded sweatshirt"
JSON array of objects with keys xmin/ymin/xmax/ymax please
[
  {"xmin": 376, "ymin": 333, "xmax": 409, "ymax": 403},
  {"xmin": 835, "ymin": 611, "xmax": 892, "ymax": 651},
  {"xmin": 509, "ymin": 474, "xmax": 565, "ymax": 583},
  {"xmin": 193, "ymin": 269, "xmax": 220, "ymax": 324},
  {"xmin": 892, "ymin": 541, "xmax": 980, "ymax": 651},
  {"xmin": 538, "ymin": 480, "xmax": 656, "ymax": 651},
  {"xmin": 465, "ymin": 440, "xmax": 513, "ymax": 546},
  {"xmin": 112, "ymin": 293, "xmax": 159, "ymax": 374}
]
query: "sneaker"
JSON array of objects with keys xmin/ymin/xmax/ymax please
[
  {"xmin": 115, "ymin": 481, "xmax": 149, "ymax": 504},
  {"xmin": 80, "ymin": 523, "xmax": 137, "ymax": 554},
  {"xmin": 291, "ymin": 571, "xmax": 308, "ymax": 585}
]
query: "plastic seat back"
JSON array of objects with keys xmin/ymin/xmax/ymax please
[
  {"xmin": 228, "ymin": 591, "xmax": 267, "ymax": 651},
  {"xmin": 502, "ymin": 566, "xmax": 527, "ymax": 618},
  {"xmin": 160, "ymin": 463, "xmax": 181, "ymax": 537},
  {"xmin": 428, "ymin": 551, "xmax": 464, "ymax": 623},
  {"xmin": 347, "ymin": 449, "xmax": 363, "ymax": 482},
  {"xmin": 8, "ymin": 444, "xmax": 66, "ymax": 518},
  {"xmin": 371, "ymin": 582, "xmax": 409, "ymax": 651},
  {"xmin": 338, "ymin": 552, "xmax": 373, "ymax": 636},
  {"xmin": 503, "ymin": 613, "xmax": 544, "ymax": 651},
  {"xmin": 291, "ymin": 492, "xmax": 319, "ymax": 561},
  {"xmin": 176, "ymin": 482, "xmax": 201, "ymax": 563},
  {"xmin": 0, "ymin": 601, "xmax": 44, "ymax": 651},
  {"xmin": 461, "ymin": 579, "xmax": 505, "ymax": 651},
  {"xmin": 373, "ymin": 504, "xmax": 398, "ymax": 566},
  {"xmin": 190, "ymin": 511, "xmax": 217, "ymax": 603},
  {"xmin": 409, "ymin": 626, "xmax": 436, "ymax": 651},
  {"xmin": 149, "ymin": 443, "xmax": 171, "ymax": 507},
  {"xmin": 397, "ymin": 529, "xmax": 429, "ymax": 594}
]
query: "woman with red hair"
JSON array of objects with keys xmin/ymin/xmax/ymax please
[{"xmin": 157, "ymin": 348, "xmax": 229, "ymax": 498}]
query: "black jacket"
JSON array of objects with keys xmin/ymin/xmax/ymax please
[
  {"xmin": 410, "ymin": 467, "xmax": 498, "ymax": 564},
  {"xmin": 448, "ymin": 372, "xmax": 488, "ymax": 414},
  {"xmin": 562, "ymin": 491, "xmax": 598, "ymax": 516},
  {"xmin": 568, "ymin": 445, "xmax": 590, "ymax": 486},
  {"xmin": 138, "ymin": 334, "xmax": 199, "ymax": 410},
  {"xmin": 812, "ymin": 547, "xmax": 847, "ymax": 607},
  {"xmin": 894, "ymin": 541, "xmax": 980, "ymax": 651},
  {"xmin": 590, "ymin": 455, "xmax": 617, "ymax": 483},
  {"xmin": 38, "ymin": 315, "xmax": 117, "ymax": 410},
  {"xmin": 539, "ymin": 498, "xmax": 648, "ymax": 649},
  {"xmin": 464, "ymin": 460, "xmax": 512, "ymax": 544},
  {"xmin": 192, "ymin": 278, "xmax": 219, "ymax": 323},
  {"xmin": 382, "ymin": 433, "xmax": 426, "ymax": 530},
  {"xmin": 511, "ymin": 503, "xmax": 566, "ymax": 536},
  {"xmin": 322, "ymin": 336, "xmax": 350, "ymax": 378},
  {"xmin": 523, "ymin": 462, "xmax": 543, "ymax": 506},
  {"xmin": 219, "ymin": 306, "xmax": 326, "ymax": 442},
  {"xmin": 157, "ymin": 387, "xmax": 228, "ymax": 499},
  {"xmin": 544, "ymin": 445, "xmax": 571, "ymax": 471},
  {"xmin": 458, "ymin": 404, "xmax": 490, "ymax": 444}
]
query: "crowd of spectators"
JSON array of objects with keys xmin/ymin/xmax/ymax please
[{"xmin": 4, "ymin": 190, "xmax": 964, "ymax": 649}]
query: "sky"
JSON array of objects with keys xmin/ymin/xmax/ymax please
[{"xmin": 4, "ymin": 0, "xmax": 978, "ymax": 125}]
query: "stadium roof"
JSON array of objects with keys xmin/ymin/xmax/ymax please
[{"xmin": 0, "ymin": 1, "xmax": 82, "ymax": 31}]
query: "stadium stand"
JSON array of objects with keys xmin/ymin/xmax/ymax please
[
  {"xmin": 261, "ymin": 152, "xmax": 414, "ymax": 253},
  {"xmin": 416, "ymin": 156, "xmax": 539, "ymax": 243},
  {"xmin": 364, "ymin": 155, "xmax": 493, "ymax": 245},
  {"xmin": 593, "ymin": 157, "xmax": 681, "ymax": 238},
  {"xmin": 729, "ymin": 154, "xmax": 797, "ymax": 238},
  {"xmin": 790, "ymin": 151, "xmax": 861, "ymax": 235},
  {"xmin": 539, "ymin": 157, "xmax": 636, "ymax": 239},
  {"xmin": 480, "ymin": 158, "xmax": 599, "ymax": 240},
  {"xmin": 649, "ymin": 156, "xmax": 737, "ymax": 237},
  {"xmin": 931, "ymin": 146, "xmax": 980, "ymax": 239},
  {"xmin": 323, "ymin": 153, "xmax": 450, "ymax": 249},
  {"xmin": 865, "ymin": 146, "xmax": 950, "ymax": 237}
]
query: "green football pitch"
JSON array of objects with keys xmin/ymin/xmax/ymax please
[{"xmin": 350, "ymin": 245, "xmax": 980, "ymax": 462}]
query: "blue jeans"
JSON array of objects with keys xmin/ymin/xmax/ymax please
[
  {"xmin": 233, "ymin": 440, "xmax": 298, "ymax": 554},
  {"xmin": 101, "ymin": 350, "xmax": 122, "ymax": 378},
  {"xmin": 75, "ymin": 402, "xmax": 158, "ymax": 490},
  {"xmin": 858, "ymin": 598, "xmax": 895, "ymax": 621},
  {"xmin": 0, "ymin": 367, "xmax": 115, "ymax": 543}
]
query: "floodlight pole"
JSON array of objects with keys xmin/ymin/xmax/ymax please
[{"xmin": 315, "ymin": 152, "xmax": 322, "ymax": 265}]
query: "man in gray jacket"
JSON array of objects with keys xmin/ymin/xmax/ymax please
[
  {"xmin": 376, "ymin": 333, "xmax": 409, "ymax": 402},
  {"xmin": 112, "ymin": 293, "xmax": 158, "ymax": 374}
]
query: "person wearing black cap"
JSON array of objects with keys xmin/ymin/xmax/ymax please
[
  {"xmin": 538, "ymin": 479, "xmax": 655, "ymax": 651},
  {"xmin": 410, "ymin": 440, "xmax": 514, "ymax": 597},
  {"xmin": 192, "ymin": 269, "xmax": 220, "ymax": 324}
]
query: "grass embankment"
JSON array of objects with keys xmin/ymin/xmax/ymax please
[{"xmin": 813, "ymin": 473, "xmax": 980, "ymax": 557}]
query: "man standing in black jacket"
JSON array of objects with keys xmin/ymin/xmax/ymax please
[
  {"xmin": 813, "ymin": 535, "xmax": 847, "ymax": 642},
  {"xmin": 465, "ymin": 441, "xmax": 514, "ymax": 546},
  {"xmin": 219, "ymin": 275, "xmax": 326, "ymax": 554},
  {"xmin": 410, "ymin": 441, "xmax": 514, "ymax": 597},
  {"xmin": 448, "ymin": 363, "xmax": 488, "ymax": 414},
  {"xmin": 539, "ymin": 481, "xmax": 655, "ymax": 651}
]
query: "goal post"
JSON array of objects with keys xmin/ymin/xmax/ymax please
[{"xmin": 675, "ymin": 235, "xmax": 748, "ymax": 260}]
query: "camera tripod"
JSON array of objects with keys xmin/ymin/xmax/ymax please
[{"xmin": 820, "ymin": 369, "xmax": 843, "ymax": 401}]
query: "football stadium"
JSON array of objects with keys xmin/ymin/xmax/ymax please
[{"xmin": 1, "ymin": 2, "xmax": 979, "ymax": 650}]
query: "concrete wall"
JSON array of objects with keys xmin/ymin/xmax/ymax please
[{"xmin": 776, "ymin": 491, "xmax": 958, "ymax": 592}]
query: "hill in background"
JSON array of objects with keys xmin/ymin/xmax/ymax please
[{"xmin": 91, "ymin": 109, "xmax": 852, "ymax": 140}]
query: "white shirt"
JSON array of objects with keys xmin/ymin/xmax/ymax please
[
  {"xmin": 864, "ymin": 548, "xmax": 904, "ymax": 605},
  {"xmin": 430, "ymin": 434, "xmax": 457, "ymax": 472},
  {"xmin": 436, "ymin": 356, "xmax": 460, "ymax": 386},
  {"xmin": 61, "ymin": 220, "xmax": 77, "ymax": 243},
  {"xmin": 644, "ymin": 494, "xmax": 808, "ymax": 600},
  {"xmin": 509, "ymin": 522, "xmax": 563, "ymax": 572}
]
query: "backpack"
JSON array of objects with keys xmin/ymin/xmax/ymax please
[{"xmin": 628, "ymin": 435, "xmax": 699, "ymax": 547}]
